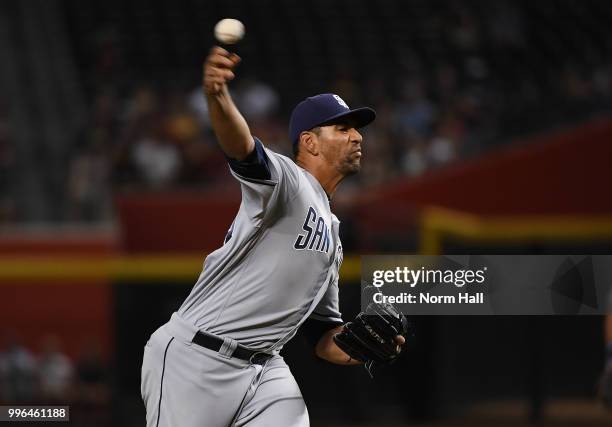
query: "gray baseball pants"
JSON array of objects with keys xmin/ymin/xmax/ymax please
[{"xmin": 141, "ymin": 313, "xmax": 309, "ymax": 427}]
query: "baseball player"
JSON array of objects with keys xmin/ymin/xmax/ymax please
[{"xmin": 141, "ymin": 47, "xmax": 408, "ymax": 427}]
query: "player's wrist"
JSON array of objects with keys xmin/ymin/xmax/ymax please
[{"xmin": 204, "ymin": 84, "xmax": 228, "ymax": 99}]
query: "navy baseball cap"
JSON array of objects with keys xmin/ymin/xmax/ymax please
[{"xmin": 289, "ymin": 94, "xmax": 376, "ymax": 145}]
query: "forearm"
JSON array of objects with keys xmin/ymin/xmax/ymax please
[
  {"xmin": 202, "ymin": 47, "xmax": 254, "ymax": 161},
  {"xmin": 206, "ymin": 86, "xmax": 254, "ymax": 160},
  {"xmin": 315, "ymin": 325, "xmax": 362, "ymax": 365},
  {"xmin": 606, "ymin": 314, "xmax": 612, "ymax": 344}
]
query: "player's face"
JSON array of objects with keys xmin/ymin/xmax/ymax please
[{"xmin": 317, "ymin": 121, "xmax": 363, "ymax": 176}]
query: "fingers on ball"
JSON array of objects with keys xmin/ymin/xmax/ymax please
[
  {"xmin": 229, "ymin": 53, "xmax": 241, "ymax": 64},
  {"xmin": 207, "ymin": 55, "xmax": 235, "ymax": 69},
  {"xmin": 207, "ymin": 47, "xmax": 240, "ymax": 62},
  {"xmin": 204, "ymin": 69, "xmax": 234, "ymax": 82}
]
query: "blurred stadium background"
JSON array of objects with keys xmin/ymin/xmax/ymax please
[{"xmin": 1, "ymin": 0, "xmax": 612, "ymax": 426}]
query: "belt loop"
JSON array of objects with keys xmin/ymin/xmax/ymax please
[{"xmin": 219, "ymin": 336, "xmax": 238, "ymax": 359}]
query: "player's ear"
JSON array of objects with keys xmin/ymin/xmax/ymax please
[{"xmin": 300, "ymin": 131, "xmax": 319, "ymax": 156}]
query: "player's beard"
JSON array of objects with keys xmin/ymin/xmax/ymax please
[{"xmin": 339, "ymin": 154, "xmax": 361, "ymax": 176}]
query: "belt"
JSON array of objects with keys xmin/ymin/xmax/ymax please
[{"xmin": 192, "ymin": 331, "xmax": 273, "ymax": 365}]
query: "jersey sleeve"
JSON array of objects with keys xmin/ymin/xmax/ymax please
[
  {"xmin": 228, "ymin": 137, "xmax": 301, "ymax": 224},
  {"xmin": 308, "ymin": 279, "xmax": 343, "ymax": 324},
  {"xmin": 226, "ymin": 137, "xmax": 272, "ymax": 181}
]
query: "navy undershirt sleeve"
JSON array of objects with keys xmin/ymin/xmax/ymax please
[{"xmin": 227, "ymin": 138, "xmax": 271, "ymax": 180}]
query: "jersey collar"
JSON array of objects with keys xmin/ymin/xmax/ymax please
[{"xmin": 300, "ymin": 167, "xmax": 332, "ymax": 203}]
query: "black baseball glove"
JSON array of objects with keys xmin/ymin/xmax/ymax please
[{"xmin": 333, "ymin": 299, "xmax": 410, "ymax": 377}]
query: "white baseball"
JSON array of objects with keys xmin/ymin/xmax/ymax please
[{"xmin": 214, "ymin": 19, "xmax": 245, "ymax": 45}]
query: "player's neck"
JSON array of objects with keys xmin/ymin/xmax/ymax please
[{"xmin": 299, "ymin": 162, "xmax": 343, "ymax": 199}]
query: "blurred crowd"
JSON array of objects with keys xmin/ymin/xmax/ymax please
[
  {"xmin": 0, "ymin": 333, "xmax": 110, "ymax": 425},
  {"xmin": 66, "ymin": 70, "xmax": 612, "ymax": 223},
  {"xmin": 63, "ymin": 0, "xmax": 612, "ymax": 222},
  {"xmin": 2, "ymin": 0, "xmax": 612, "ymax": 223}
]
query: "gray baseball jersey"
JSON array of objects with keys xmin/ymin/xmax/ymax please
[
  {"xmin": 142, "ymin": 138, "xmax": 345, "ymax": 427},
  {"xmin": 178, "ymin": 137, "xmax": 344, "ymax": 351}
]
